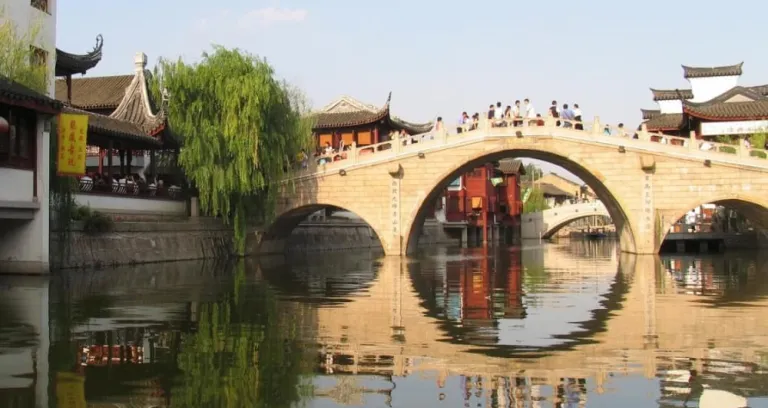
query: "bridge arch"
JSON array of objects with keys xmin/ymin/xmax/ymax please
[
  {"xmin": 403, "ymin": 147, "xmax": 638, "ymax": 255},
  {"xmin": 658, "ymin": 193, "xmax": 768, "ymax": 251},
  {"xmin": 259, "ymin": 202, "xmax": 387, "ymax": 254},
  {"xmin": 534, "ymin": 204, "xmax": 612, "ymax": 239}
]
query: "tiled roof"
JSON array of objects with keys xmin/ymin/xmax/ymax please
[
  {"xmin": 313, "ymin": 93, "xmax": 392, "ymax": 129},
  {"xmin": 62, "ymin": 106, "xmax": 162, "ymax": 148},
  {"xmin": 55, "ymin": 35, "xmax": 103, "ymax": 77},
  {"xmin": 497, "ymin": 159, "xmax": 525, "ymax": 175},
  {"xmin": 643, "ymin": 113, "xmax": 684, "ymax": 131},
  {"xmin": 0, "ymin": 75, "xmax": 62, "ymax": 113},
  {"xmin": 641, "ymin": 109, "xmax": 661, "ymax": 120},
  {"xmin": 695, "ymin": 86, "xmax": 767, "ymax": 104},
  {"xmin": 538, "ymin": 183, "xmax": 573, "ymax": 197},
  {"xmin": 682, "ymin": 62, "xmax": 743, "ymax": 79},
  {"xmin": 651, "ymin": 88, "xmax": 693, "ymax": 101},
  {"xmin": 747, "ymin": 84, "xmax": 768, "ymax": 96},
  {"xmin": 55, "ymin": 75, "xmax": 134, "ymax": 109},
  {"xmin": 109, "ymin": 73, "xmax": 166, "ymax": 136},
  {"xmin": 682, "ymin": 100, "xmax": 768, "ymax": 120},
  {"xmin": 391, "ymin": 117, "xmax": 434, "ymax": 134}
]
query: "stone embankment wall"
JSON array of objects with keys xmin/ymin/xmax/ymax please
[{"xmin": 53, "ymin": 216, "xmax": 464, "ymax": 269}]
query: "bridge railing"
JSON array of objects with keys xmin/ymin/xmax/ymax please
[{"xmin": 292, "ymin": 114, "xmax": 768, "ymax": 177}]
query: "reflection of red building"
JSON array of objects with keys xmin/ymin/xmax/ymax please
[
  {"xmin": 505, "ymin": 249, "xmax": 525, "ymax": 318},
  {"xmin": 78, "ymin": 344, "xmax": 144, "ymax": 366},
  {"xmin": 437, "ymin": 160, "xmax": 526, "ymax": 244}
]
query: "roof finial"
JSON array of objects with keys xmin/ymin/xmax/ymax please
[{"xmin": 134, "ymin": 52, "xmax": 148, "ymax": 73}]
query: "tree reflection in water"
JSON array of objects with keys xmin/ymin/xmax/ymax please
[
  {"xmin": 172, "ymin": 260, "xmax": 314, "ymax": 408},
  {"xmin": 49, "ymin": 259, "xmax": 315, "ymax": 408}
]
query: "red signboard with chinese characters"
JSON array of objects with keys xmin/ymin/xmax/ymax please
[{"xmin": 57, "ymin": 114, "xmax": 88, "ymax": 176}]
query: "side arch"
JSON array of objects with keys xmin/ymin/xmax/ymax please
[
  {"xmin": 259, "ymin": 202, "xmax": 389, "ymax": 254},
  {"xmin": 540, "ymin": 213, "xmax": 612, "ymax": 239},
  {"xmin": 657, "ymin": 193, "xmax": 768, "ymax": 251},
  {"xmin": 402, "ymin": 147, "xmax": 638, "ymax": 255}
]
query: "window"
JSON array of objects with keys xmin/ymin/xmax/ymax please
[
  {"xmin": 0, "ymin": 106, "xmax": 37, "ymax": 169},
  {"xmin": 31, "ymin": 0, "xmax": 48, "ymax": 13},
  {"xmin": 30, "ymin": 46, "xmax": 47, "ymax": 67}
]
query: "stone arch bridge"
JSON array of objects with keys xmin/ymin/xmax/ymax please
[
  {"xmin": 521, "ymin": 201, "xmax": 610, "ymax": 239},
  {"xmin": 264, "ymin": 118, "xmax": 768, "ymax": 255}
]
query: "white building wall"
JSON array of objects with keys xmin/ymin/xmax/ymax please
[
  {"xmin": 689, "ymin": 76, "xmax": 739, "ymax": 102},
  {"xmin": 657, "ymin": 100, "xmax": 683, "ymax": 114},
  {"xmin": 0, "ymin": 0, "xmax": 57, "ymax": 273}
]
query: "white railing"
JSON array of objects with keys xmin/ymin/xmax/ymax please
[{"xmin": 290, "ymin": 114, "xmax": 768, "ymax": 179}]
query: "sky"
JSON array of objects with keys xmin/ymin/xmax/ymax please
[{"xmin": 56, "ymin": 0, "xmax": 768, "ymax": 181}]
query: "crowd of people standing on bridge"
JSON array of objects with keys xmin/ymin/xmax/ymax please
[{"xmin": 456, "ymin": 100, "xmax": 587, "ymax": 132}]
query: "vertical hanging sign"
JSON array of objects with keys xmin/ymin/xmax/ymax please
[{"xmin": 57, "ymin": 113, "xmax": 89, "ymax": 176}]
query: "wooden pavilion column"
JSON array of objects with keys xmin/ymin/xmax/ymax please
[{"xmin": 106, "ymin": 140, "xmax": 113, "ymax": 177}]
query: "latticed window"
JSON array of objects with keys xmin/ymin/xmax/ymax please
[
  {"xmin": 0, "ymin": 106, "xmax": 37, "ymax": 169},
  {"xmin": 31, "ymin": 0, "xmax": 48, "ymax": 13}
]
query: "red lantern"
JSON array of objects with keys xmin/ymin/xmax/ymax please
[{"xmin": 0, "ymin": 116, "xmax": 8, "ymax": 134}]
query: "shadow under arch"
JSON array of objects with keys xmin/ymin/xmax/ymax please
[
  {"xmin": 407, "ymin": 248, "xmax": 635, "ymax": 358},
  {"xmin": 403, "ymin": 148, "xmax": 636, "ymax": 255},
  {"xmin": 658, "ymin": 193, "xmax": 768, "ymax": 251},
  {"xmin": 541, "ymin": 213, "xmax": 613, "ymax": 239},
  {"xmin": 260, "ymin": 204, "xmax": 386, "ymax": 254}
]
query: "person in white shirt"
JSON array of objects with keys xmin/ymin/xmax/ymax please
[
  {"xmin": 493, "ymin": 101, "xmax": 503, "ymax": 126},
  {"xmin": 523, "ymin": 98, "xmax": 535, "ymax": 125},
  {"xmin": 573, "ymin": 103, "xmax": 583, "ymax": 130},
  {"xmin": 512, "ymin": 100, "xmax": 522, "ymax": 126}
]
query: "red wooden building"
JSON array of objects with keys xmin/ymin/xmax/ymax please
[{"xmin": 435, "ymin": 159, "xmax": 526, "ymax": 245}]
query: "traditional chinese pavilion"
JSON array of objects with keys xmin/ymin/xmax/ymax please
[
  {"xmin": 642, "ymin": 62, "xmax": 768, "ymax": 139},
  {"xmin": 312, "ymin": 94, "xmax": 434, "ymax": 149}
]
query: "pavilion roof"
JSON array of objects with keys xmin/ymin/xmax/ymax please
[
  {"xmin": 55, "ymin": 35, "xmax": 103, "ymax": 77},
  {"xmin": 0, "ymin": 75, "xmax": 62, "ymax": 114},
  {"xmin": 497, "ymin": 159, "xmax": 526, "ymax": 175},
  {"xmin": 55, "ymin": 75, "xmax": 133, "ymax": 110},
  {"xmin": 682, "ymin": 62, "xmax": 743, "ymax": 79},
  {"xmin": 681, "ymin": 85, "xmax": 768, "ymax": 121},
  {"xmin": 312, "ymin": 93, "xmax": 434, "ymax": 134},
  {"xmin": 641, "ymin": 109, "xmax": 661, "ymax": 120},
  {"xmin": 62, "ymin": 106, "xmax": 162, "ymax": 149},
  {"xmin": 643, "ymin": 113, "xmax": 685, "ymax": 132},
  {"xmin": 651, "ymin": 88, "xmax": 693, "ymax": 101}
]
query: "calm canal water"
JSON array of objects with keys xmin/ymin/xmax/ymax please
[{"xmin": 2, "ymin": 240, "xmax": 768, "ymax": 407}]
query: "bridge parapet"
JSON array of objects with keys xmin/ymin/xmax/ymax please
[{"xmin": 291, "ymin": 115, "xmax": 768, "ymax": 181}]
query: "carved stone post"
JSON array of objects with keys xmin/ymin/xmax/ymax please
[{"xmin": 592, "ymin": 116, "xmax": 601, "ymax": 136}]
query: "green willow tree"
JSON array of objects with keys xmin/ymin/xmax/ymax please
[
  {"xmin": 0, "ymin": 12, "xmax": 47, "ymax": 92},
  {"xmin": 149, "ymin": 47, "xmax": 314, "ymax": 254},
  {"xmin": 523, "ymin": 187, "xmax": 549, "ymax": 213}
]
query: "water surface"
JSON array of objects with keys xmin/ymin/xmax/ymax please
[{"xmin": 2, "ymin": 240, "xmax": 768, "ymax": 407}]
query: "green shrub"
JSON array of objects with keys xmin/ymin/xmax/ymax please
[
  {"xmin": 82, "ymin": 211, "xmax": 113, "ymax": 234},
  {"xmin": 750, "ymin": 150, "xmax": 767, "ymax": 159},
  {"xmin": 718, "ymin": 146, "xmax": 737, "ymax": 154},
  {"xmin": 71, "ymin": 205, "xmax": 92, "ymax": 221}
]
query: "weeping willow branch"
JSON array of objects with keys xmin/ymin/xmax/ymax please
[{"xmin": 149, "ymin": 46, "xmax": 314, "ymax": 255}]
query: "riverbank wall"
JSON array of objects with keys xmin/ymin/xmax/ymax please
[{"xmin": 52, "ymin": 217, "xmax": 457, "ymax": 269}]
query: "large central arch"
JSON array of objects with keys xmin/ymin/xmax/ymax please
[{"xmin": 403, "ymin": 148, "xmax": 637, "ymax": 255}]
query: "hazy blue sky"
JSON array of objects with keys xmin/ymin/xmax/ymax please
[{"xmin": 56, "ymin": 0, "xmax": 767, "ymax": 179}]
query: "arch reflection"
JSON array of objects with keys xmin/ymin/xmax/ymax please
[{"xmin": 408, "ymin": 242, "xmax": 630, "ymax": 355}]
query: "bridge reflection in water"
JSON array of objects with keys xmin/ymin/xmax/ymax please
[{"xmin": 1, "ymin": 244, "xmax": 768, "ymax": 406}]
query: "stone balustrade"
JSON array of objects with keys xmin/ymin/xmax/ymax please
[{"xmin": 292, "ymin": 115, "xmax": 768, "ymax": 180}]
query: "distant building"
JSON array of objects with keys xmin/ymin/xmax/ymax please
[{"xmin": 642, "ymin": 62, "xmax": 768, "ymax": 139}]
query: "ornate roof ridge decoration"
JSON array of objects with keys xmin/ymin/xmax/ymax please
[
  {"xmin": 641, "ymin": 109, "xmax": 661, "ymax": 120},
  {"xmin": 55, "ymin": 34, "xmax": 104, "ymax": 77},
  {"xmin": 109, "ymin": 52, "xmax": 166, "ymax": 136},
  {"xmin": 643, "ymin": 113, "xmax": 684, "ymax": 131},
  {"xmin": 319, "ymin": 95, "xmax": 379, "ymax": 113},
  {"xmin": 682, "ymin": 62, "xmax": 743, "ymax": 79},
  {"xmin": 650, "ymin": 88, "xmax": 693, "ymax": 101}
]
